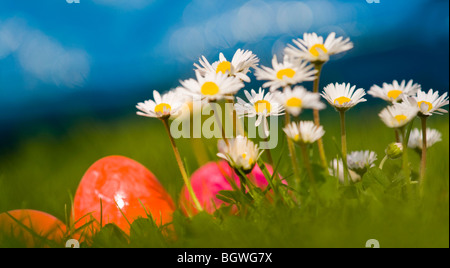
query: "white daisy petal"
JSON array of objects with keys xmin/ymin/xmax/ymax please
[
  {"xmin": 368, "ymin": 80, "xmax": 421, "ymax": 103},
  {"xmin": 179, "ymin": 71, "xmax": 244, "ymax": 102},
  {"xmin": 254, "ymin": 55, "xmax": 317, "ymax": 92},
  {"xmin": 283, "ymin": 121, "xmax": 325, "ymax": 144},
  {"xmin": 285, "ymin": 32, "xmax": 353, "ymax": 63},
  {"xmin": 412, "ymin": 89, "xmax": 449, "ymax": 116},
  {"xmin": 217, "ymin": 136, "xmax": 262, "ymax": 173},
  {"xmin": 321, "ymin": 82, "xmax": 366, "ymax": 111},
  {"xmin": 329, "ymin": 159, "xmax": 361, "ymax": 184},
  {"xmin": 194, "ymin": 49, "xmax": 259, "ymax": 83},
  {"xmin": 235, "ymin": 88, "xmax": 285, "ymax": 131},
  {"xmin": 275, "ymin": 86, "xmax": 326, "ymax": 117},
  {"xmin": 379, "ymin": 101, "xmax": 419, "ymax": 128},
  {"xmin": 136, "ymin": 89, "xmax": 186, "ymax": 119},
  {"xmin": 408, "ymin": 128, "xmax": 442, "ymax": 150}
]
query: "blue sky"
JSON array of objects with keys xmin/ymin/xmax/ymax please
[{"xmin": 0, "ymin": 0, "xmax": 448, "ymax": 126}]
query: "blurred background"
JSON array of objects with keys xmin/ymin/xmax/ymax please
[{"xmin": 0, "ymin": 0, "xmax": 449, "ymax": 219}]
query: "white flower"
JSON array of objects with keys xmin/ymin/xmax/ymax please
[
  {"xmin": 347, "ymin": 150, "xmax": 377, "ymax": 175},
  {"xmin": 412, "ymin": 89, "xmax": 449, "ymax": 116},
  {"xmin": 368, "ymin": 80, "xmax": 421, "ymax": 103},
  {"xmin": 321, "ymin": 83, "xmax": 366, "ymax": 111},
  {"xmin": 329, "ymin": 159, "xmax": 361, "ymax": 184},
  {"xmin": 254, "ymin": 55, "xmax": 317, "ymax": 92},
  {"xmin": 275, "ymin": 86, "xmax": 325, "ymax": 117},
  {"xmin": 179, "ymin": 70, "xmax": 244, "ymax": 102},
  {"xmin": 217, "ymin": 136, "xmax": 263, "ymax": 173},
  {"xmin": 408, "ymin": 128, "xmax": 442, "ymax": 150},
  {"xmin": 285, "ymin": 32, "xmax": 353, "ymax": 63},
  {"xmin": 283, "ymin": 121, "xmax": 325, "ymax": 144},
  {"xmin": 378, "ymin": 102, "xmax": 419, "ymax": 128},
  {"xmin": 235, "ymin": 88, "xmax": 285, "ymax": 136},
  {"xmin": 194, "ymin": 49, "xmax": 259, "ymax": 83},
  {"xmin": 136, "ymin": 90, "xmax": 185, "ymax": 119}
]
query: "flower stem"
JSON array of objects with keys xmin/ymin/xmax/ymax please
[
  {"xmin": 285, "ymin": 113, "xmax": 301, "ymax": 188},
  {"xmin": 419, "ymin": 116, "xmax": 428, "ymax": 195},
  {"xmin": 300, "ymin": 143, "xmax": 321, "ymax": 204},
  {"xmin": 211, "ymin": 102, "xmax": 229, "ymax": 146},
  {"xmin": 339, "ymin": 110, "xmax": 349, "ymax": 186},
  {"xmin": 226, "ymin": 97, "xmax": 245, "ymax": 136},
  {"xmin": 313, "ymin": 63, "xmax": 328, "ymax": 169},
  {"xmin": 161, "ymin": 118, "xmax": 203, "ymax": 212},
  {"xmin": 400, "ymin": 122, "xmax": 413, "ymax": 185},
  {"xmin": 395, "ymin": 128, "xmax": 400, "ymax": 143},
  {"xmin": 379, "ymin": 155, "xmax": 388, "ymax": 170},
  {"xmin": 264, "ymin": 136, "xmax": 274, "ymax": 166}
]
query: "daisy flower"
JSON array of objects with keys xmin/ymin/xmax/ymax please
[
  {"xmin": 136, "ymin": 90, "xmax": 185, "ymax": 119},
  {"xmin": 254, "ymin": 55, "xmax": 317, "ymax": 92},
  {"xmin": 179, "ymin": 70, "xmax": 244, "ymax": 102},
  {"xmin": 329, "ymin": 159, "xmax": 361, "ymax": 184},
  {"xmin": 194, "ymin": 49, "xmax": 259, "ymax": 83},
  {"xmin": 285, "ymin": 32, "xmax": 353, "ymax": 64},
  {"xmin": 235, "ymin": 88, "xmax": 285, "ymax": 136},
  {"xmin": 347, "ymin": 150, "xmax": 377, "ymax": 176},
  {"xmin": 408, "ymin": 128, "xmax": 442, "ymax": 150},
  {"xmin": 321, "ymin": 82, "xmax": 367, "ymax": 111},
  {"xmin": 413, "ymin": 89, "xmax": 449, "ymax": 116},
  {"xmin": 217, "ymin": 135, "xmax": 263, "ymax": 173},
  {"xmin": 283, "ymin": 121, "xmax": 325, "ymax": 144},
  {"xmin": 275, "ymin": 86, "xmax": 326, "ymax": 117},
  {"xmin": 368, "ymin": 80, "xmax": 421, "ymax": 103},
  {"xmin": 137, "ymin": 90, "xmax": 202, "ymax": 211},
  {"xmin": 378, "ymin": 102, "xmax": 419, "ymax": 129}
]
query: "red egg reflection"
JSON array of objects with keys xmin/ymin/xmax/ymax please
[
  {"xmin": 0, "ymin": 209, "xmax": 66, "ymax": 247},
  {"xmin": 179, "ymin": 161, "xmax": 278, "ymax": 215},
  {"xmin": 73, "ymin": 155, "xmax": 175, "ymax": 235}
]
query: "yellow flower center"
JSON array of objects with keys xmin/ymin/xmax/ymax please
[
  {"xmin": 387, "ymin": 90, "xmax": 403, "ymax": 100},
  {"xmin": 394, "ymin": 114, "xmax": 408, "ymax": 123},
  {"xmin": 418, "ymin": 101, "xmax": 433, "ymax": 112},
  {"xmin": 154, "ymin": 103, "xmax": 171, "ymax": 114},
  {"xmin": 286, "ymin": 97, "xmax": 302, "ymax": 108},
  {"xmin": 294, "ymin": 134, "xmax": 300, "ymax": 142},
  {"xmin": 216, "ymin": 61, "xmax": 232, "ymax": 74},
  {"xmin": 201, "ymin": 81, "xmax": 220, "ymax": 96},
  {"xmin": 309, "ymin": 44, "xmax": 328, "ymax": 57},
  {"xmin": 254, "ymin": 100, "xmax": 271, "ymax": 113},
  {"xmin": 276, "ymin": 68, "xmax": 296, "ymax": 80},
  {"xmin": 242, "ymin": 153, "xmax": 253, "ymax": 166},
  {"xmin": 334, "ymin": 96, "xmax": 352, "ymax": 106}
]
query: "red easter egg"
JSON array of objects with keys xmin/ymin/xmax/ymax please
[
  {"xmin": 73, "ymin": 155, "xmax": 175, "ymax": 236},
  {"xmin": 0, "ymin": 209, "xmax": 66, "ymax": 248},
  {"xmin": 179, "ymin": 161, "xmax": 277, "ymax": 215}
]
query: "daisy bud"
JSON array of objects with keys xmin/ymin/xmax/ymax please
[
  {"xmin": 386, "ymin": 143, "xmax": 403, "ymax": 159},
  {"xmin": 217, "ymin": 136, "xmax": 263, "ymax": 174}
]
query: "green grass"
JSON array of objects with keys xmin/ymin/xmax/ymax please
[{"xmin": 0, "ymin": 107, "xmax": 448, "ymax": 248}]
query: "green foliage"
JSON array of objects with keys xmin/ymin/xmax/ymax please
[{"xmin": 0, "ymin": 114, "xmax": 448, "ymax": 248}]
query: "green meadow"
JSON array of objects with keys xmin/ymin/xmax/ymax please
[{"xmin": 0, "ymin": 105, "xmax": 448, "ymax": 248}]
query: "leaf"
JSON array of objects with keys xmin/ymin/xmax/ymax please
[
  {"xmin": 362, "ymin": 167, "xmax": 391, "ymax": 190},
  {"xmin": 217, "ymin": 190, "xmax": 253, "ymax": 205},
  {"xmin": 91, "ymin": 223, "xmax": 129, "ymax": 248},
  {"xmin": 129, "ymin": 218, "xmax": 167, "ymax": 248}
]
